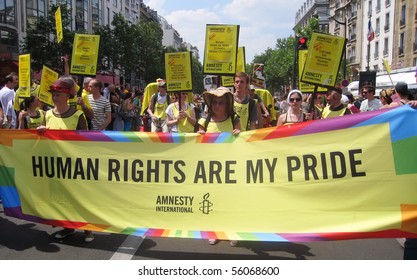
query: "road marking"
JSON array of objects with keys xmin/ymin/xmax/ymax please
[{"xmin": 110, "ymin": 235, "xmax": 145, "ymax": 260}]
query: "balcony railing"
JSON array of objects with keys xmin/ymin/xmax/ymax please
[
  {"xmin": 384, "ymin": 25, "xmax": 389, "ymax": 32},
  {"xmin": 400, "ymin": 19, "xmax": 405, "ymax": 26}
]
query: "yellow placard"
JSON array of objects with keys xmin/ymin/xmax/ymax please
[
  {"xmin": 165, "ymin": 52, "xmax": 193, "ymax": 92},
  {"xmin": 39, "ymin": 65, "xmax": 59, "ymax": 107},
  {"xmin": 221, "ymin": 47, "xmax": 246, "ymax": 87},
  {"xmin": 301, "ymin": 33, "xmax": 346, "ymax": 87},
  {"xmin": 70, "ymin": 34, "xmax": 100, "ymax": 75},
  {"xmin": 55, "ymin": 6, "xmax": 63, "ymax": 43},
  {"xmin": 203, "ymin": 24, "xmax": 239, "ymax": 75},
  {"xmin": 298, "ymin": 50, "xmax": 329, "ymax": 93},
  {"xmin": 18, "ymin": 54, "xmax": 31, "ymax": 98}
]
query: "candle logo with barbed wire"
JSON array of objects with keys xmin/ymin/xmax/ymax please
[{"xmin": 199, "ymin": 193, "xmax": 213, "ymax": 215}]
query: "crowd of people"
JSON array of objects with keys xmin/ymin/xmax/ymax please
[{"xmin": 1, "ymin": 68, "xmax": 417, "ymax": 258}]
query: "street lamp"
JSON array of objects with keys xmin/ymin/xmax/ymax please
[{"xmin": 314, "ymin": 11, "xmax": 347, "ymax": 80}]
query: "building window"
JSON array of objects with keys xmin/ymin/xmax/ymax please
[
  {"xmin": 375, "ymin": 18, "xmax": 380, "ymax": 36},
  {"xmin": 374, "ymin": 41, "xmax": 379, "ymax": 59},
  {"xmin": 414, "ymin": 29, "xmax": 417, "ymax": 52},
  {"xmin": 26, "ymin": 0, "xmax": 46, "ymax": 29},
  {"xmin": 383, "ymin": 38, "xmax": 389, "ymax": 56},
  {"xmin": 376, "ymin": 0, "xmax": 381, "ymax": 12},
  {"xmin": 368, "ymin": 1, "xmax": 372, "ymax": 17},
  {"xmin": 0, "ymin": 0, "xmax": 16, "ymax": 26},
  {"xmin": 400, "ymin": 5, "xmax": 406, "ymax": 26},
  {"xmin": 0, "ymin": 29, "xmax": 18, "ymax": 46},
  {"xmin": 399, "ymin": 33, "xmax": 405, "ymax": 55},
  {"xmin": 384, "ymin": 13, "xmax": 390, "ymax": 32}
]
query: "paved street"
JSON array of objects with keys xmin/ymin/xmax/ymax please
[{"xmin": 0, "ymin": 202, "xmax": 405, "ymax": 260}]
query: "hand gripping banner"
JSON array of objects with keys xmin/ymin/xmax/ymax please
[{"xmin": 1, "ymin": 106, "xmax": 417, "ymax": 242}]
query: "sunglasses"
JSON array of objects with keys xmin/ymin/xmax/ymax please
[{"xmin": 289, "ymin": 98, "xmax": 301, "ymax": 102}]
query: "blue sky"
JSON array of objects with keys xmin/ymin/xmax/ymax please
[{"xmin": 144, "ymin": 0, "xmax": 306, "ymax": 63}]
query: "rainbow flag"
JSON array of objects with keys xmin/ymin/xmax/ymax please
[{"xmin": 1, "ymin": 106, "xmax": 417, "ymax": 242}]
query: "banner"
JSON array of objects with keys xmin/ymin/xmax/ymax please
[
  {"xmin": 301, "ymin": 33, "xmax": 346, "ymax": 87},
  {"xmin": 1, "ymin": 106, "xmax": 417, "ymax": 242},
  {"xmin": 203, "ymin": 24, "xmax": 239, "ymax": 75},
  {"xmin": 55, "ymin": 6, "xmax": 63, "ymax": 43},
  {"xmin": 70, "ymin": 34, "xmax": 100, "ymax": 75},
  {"xmin": 18, "ymin": 54, "xmax": 31, "ymax": 98},
  {"xmin": 165, "ymin": 52, "xmax": 193, "ymax": 92}
]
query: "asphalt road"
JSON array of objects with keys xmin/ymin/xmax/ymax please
[{"xmin": 0, "ymin": 202, "xmax": 405, "ymax": 260}]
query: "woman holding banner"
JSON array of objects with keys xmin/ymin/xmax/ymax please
[{"xmin": 37, "ymin": 77, "xmax": 93, "ymax": 243}]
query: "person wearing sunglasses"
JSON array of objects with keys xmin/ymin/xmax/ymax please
[
  {"xmin": 277, "ymin": 89, "xmax": 310, "ymax": 127},
  {"xmin": 166, "ymin": 92, "xmax": 196, "ymax": 133},
  {"xmin": 359, "ymin": 85, "xmax": 381, "ymax": 112},
  {"xmin": 321, "ymin": 86, "xmax": 352, "ymax": 119}
]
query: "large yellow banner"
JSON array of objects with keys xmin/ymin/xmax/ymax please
[{"xmin": 1, "ymin": 106, "xmax": 417, "ymax": 242}]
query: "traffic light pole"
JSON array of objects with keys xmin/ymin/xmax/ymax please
[{"xmin": 293, "ymin": 36, "xmax": 298, "ymax": 89}]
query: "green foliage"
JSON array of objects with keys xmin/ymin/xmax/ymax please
[
  {"xmin": 20, "ymin": 4, "xmax": 76, "ymax": 73},
  {"xmin": 252, "ymin": 37, "xmax": 296, "ymax": 93}
]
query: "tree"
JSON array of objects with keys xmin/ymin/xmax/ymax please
[
  {"xmin": 252, "ymin": 37, "xmax": 296, "ymax": 94},
  {"xmin": 20, "ymin": 4, "xmax": 76, "ymax": 73}
]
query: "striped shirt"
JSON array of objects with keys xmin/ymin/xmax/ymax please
[{"xmin": 88, "ymin": 95, "xmax": 111, "ymax": 130}]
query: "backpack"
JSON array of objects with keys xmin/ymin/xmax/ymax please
[{"xmin": 148, "ymin": 93, "xmax": 171, "ymax": 114}]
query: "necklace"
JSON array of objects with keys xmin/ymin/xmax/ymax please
[{"xmin": 288, "ymin": 110, "xmax": 303, "ymax": 123}]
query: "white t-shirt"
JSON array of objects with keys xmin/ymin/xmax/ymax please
[{"xmin": 360, "ymin": 98, "xmax": 382, "ymax": 112}]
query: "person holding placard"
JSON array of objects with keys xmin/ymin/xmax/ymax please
[{"xmin": 166, "ymin": 92, "xmax": 196, "ymax": 133}]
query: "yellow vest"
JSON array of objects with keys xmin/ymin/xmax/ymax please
[
  {"xmin": 172, "ymin": 104, "xmax": 194, "ymax": 133},
  {"xmin": 26, "ymin": 109, "xmax": 45, "ymax": 129},
  {"xmin": 46, "ymin": 109, "xmax": 84, "ymax": 130},
  {"xmin": 154, "ymin": 95, "xmax": 169, "ymax": 120},
  {"xmin": 322, "ymin": 106, "xmax": 347, "ymax": 119},
  {"xmin": 198, "ymin": 116, "xmax": 234, "ymax": 133},
  {"xmin": 234, "ymin": 101, "xmax": 249, "ymax": 132}
]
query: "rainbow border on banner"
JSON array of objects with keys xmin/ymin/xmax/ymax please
[{"xmin": 1, "ymin": 105, "xmax": 417, "ymax": 242}]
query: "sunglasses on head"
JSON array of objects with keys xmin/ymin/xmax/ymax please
[{"xmin": 289, "ymin": 97, "xmax": 301, "ymax": 102}]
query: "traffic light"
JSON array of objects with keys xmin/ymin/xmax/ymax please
[{"xmin": 298, "ymin": 37, "xmax": 308, "ymax": 50}]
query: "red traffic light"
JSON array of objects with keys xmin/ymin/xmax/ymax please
[{"xmin": 298, "ymin": 37, "xmax": 308, "ymax": 50}]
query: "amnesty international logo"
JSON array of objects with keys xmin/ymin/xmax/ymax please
[{"xmin": 199, "ymin": 193, "xmax": 213, "ymax": 214}]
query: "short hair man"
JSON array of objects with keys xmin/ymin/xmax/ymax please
[
  {"xmin": 321, "ymin": 86, "xmax": 352, "ymax": 119},
  {"xmin": 359, "ymin": 85, "xmax": 382, "ymax": 112},
  {"xmin": 233, "ymin": 72, "xmax": 257, "ymax": 131}
]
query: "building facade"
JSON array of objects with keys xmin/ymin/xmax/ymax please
[
  {"xmin": 0, "ymin": 0, "xmax": 196, "ymax": 81},
  {"xmin": 295, "ymin": 0, "xmax": 417, "ymax": 81}
]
